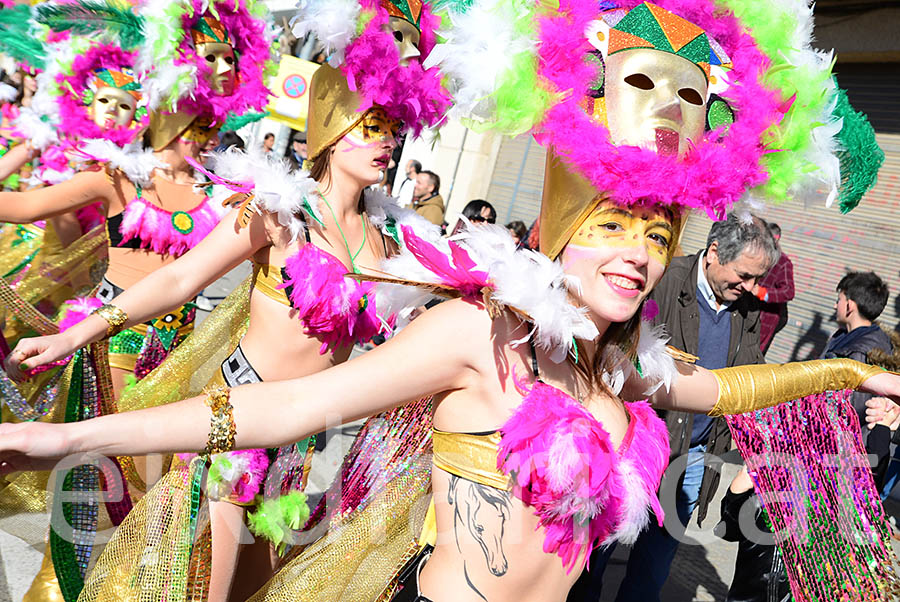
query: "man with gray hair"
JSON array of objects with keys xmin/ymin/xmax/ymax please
[{"xmin": 573, "ymin": 212, "xmax": 778, "ymax": 602}]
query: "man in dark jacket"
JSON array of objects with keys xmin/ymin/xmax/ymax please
[{"xmin": 601, "ymin": 214, "xmax": 776, "ymax": 602}]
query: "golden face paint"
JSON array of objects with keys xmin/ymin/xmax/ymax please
[
  {"xmin": 90, "ymin": 86, "xmax": 137, "ymax": 128},
  {"xmin": 604, "ymin": 48, "xmax": 707, "ymax": 158},
  {"xmin": 343, "ymin": 108, "xmax": 401, "ymax": 148},
  {"xmin": 569, "ymin": 202, "xmax": 674, "ymax": 265},
  {"xmin": 195, "ymin": 42, "xmax": 236, "ymax": 95}
]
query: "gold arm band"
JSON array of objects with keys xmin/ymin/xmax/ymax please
[
  {"xmin": 91, "ymin": 303, "xmax": 128, "ymax": 338},
  {"xmin": 203, "ymin": 386, "xmax": 236, "ymax": 456},
  {"xmin": 709, "ymin": 359, "xmax": 886, "ymax": 417}
]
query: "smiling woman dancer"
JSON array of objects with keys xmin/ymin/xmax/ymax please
[
  {"xmin": 3, "ymin": 1, "xmax": 449, "ymax": 599},
  {"xmin": 3, "ymin": 1, "xmax": 899, "ymax": 602}
]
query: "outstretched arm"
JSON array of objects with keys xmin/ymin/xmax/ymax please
[
  {"xmin": 6, "ymin": 208, "xmax": 268, "ymax": 379},
  {"xmin": 649, "ymin": 359, "xmax": 900, "ymax": 414},
  {"xmin": 0, "ymin": 298, "xmax": 478, "ymax": 469},
  {"xmin": 0, "ymin": 169, "xmax": 112, "ymax": 223},
  {"xmin": 0, "ymin": 143, "xmax": 35, "ymax": 181}
]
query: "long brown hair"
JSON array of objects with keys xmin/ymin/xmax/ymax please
[
  {"xmin": 569, "ymin": 308, "xmax": 642, "ymax": 398},
  {"xmin": 309, "ymin": 147, "xmax": 366, "ymax": 213}
]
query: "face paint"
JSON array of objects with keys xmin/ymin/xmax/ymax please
[
  {"xmin": 90, "ymin": 86, "xmax": 137, "ymax": 128},
  {"xmin": 388, "ymin": 16, "xmax": 421, "ymax": 65},
  {"xmin": 604, "ymin": 48, "xmax": 707, "ymax": 157},
  {"xmin": 195, "ymin": 42, "xmax": 236, "ymax": 95},
  {"xmin": 343, "ymin": 108, "xmax": 401, "ymax": 149},
  {"xmin": 569, "ymin": 202, "xmax": 675, "ymax": 265}
]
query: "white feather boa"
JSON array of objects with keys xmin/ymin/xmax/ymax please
[
  {"xmin": 601, "ymin": 321, "xmax": 677, "ymax": 397},
  {"xmin": 77, "ymin": 139, "xmax": 166, "ymax": 188},
  {"xmin": 378, "ymin": 222, "xmax": 598, "ymax": 363},
  {"xmin": 204, "ymin": 147, "xmax": 322, "ymax": 243},
  {"xmin": 422, "ymin": 0, "xmax": 537, "ymax": 126},
  {"xmin": 290, "ymin": 0, "xmax": 361, "ymax": 68},
  {"xmin": 0, "ymin": 82, "xmax": 18, "ymax": 103}
]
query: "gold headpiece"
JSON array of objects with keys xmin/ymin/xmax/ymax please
[
  {"xmin": 148, "ymin": 111, "xmax": 219, "ymax": 151},
  {"xmin": 306, "ymin": 64, "xmax": 366, "ymax": 161},
  {"xmin": 540, "ymin": 152, "xmax": 684, "ymax": 261}
]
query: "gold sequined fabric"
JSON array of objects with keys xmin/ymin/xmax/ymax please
[
  {"xmin": 77, "ymin": 284, "xmax": 251, "ymax": 600},
  {"xmin": 77, "ymin": 458, "xmax": 204, "ymax": 601},
  {"xmin": 22, "ymin": 547, "xmax": 65, "ymax": 602},
  {"xmin": 115, "ymin": 278, "xmax": 250, "ymax": 413},
  {"xmin": 710, "ymin": 358, "xmax": 888, "ymax": 417},
  {"xmin": 247, "ymin": 399, "xmax": 435, "ymax": 602},
  {"xmin": 0, "ymin": 223, "xmax": 107, "ymax": 346},
  {"xmin": 432, "ymin": 429, "xmax": 508, "ymax": 490},
  {"xmin": 248, "ymin": 458, "xmax": 432, "ymax": 602}
]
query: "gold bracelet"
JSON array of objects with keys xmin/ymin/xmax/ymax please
[
  {"xmin": 709, "ymin": 358, "xmax": 886, "ymax": 417},
  {"xmin": 203, "ymin": 386, "xmax": 236, "ymax": 456},
  {"xmin": 91, "ymin": 304, "xmax": 128, "ymax": 337}
]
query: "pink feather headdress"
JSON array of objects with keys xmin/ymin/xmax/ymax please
[
  {"xmin": 173, "ymin": 0, "xmax": 275, "ymax": 122},
  {"xmin": 57, "ymin": 42, "xmax": 147, "ymax": 146},
  {"xmin": 292, "ymin": 0, "xmax": 450, "ymax": 137}
]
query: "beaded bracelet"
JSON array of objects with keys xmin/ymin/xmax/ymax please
[
  {"xmin": 203, "ymin": 386, "xmax": 236, "ymax": 456},
  {"xmin": 91, "ymin": 304, "xmax": 128, "ymax": 338}
]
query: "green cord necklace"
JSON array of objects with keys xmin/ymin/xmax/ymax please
[
  {"xmin": 318, "ymin": 190, "xmax": 370, "ymax": 313},
  {"xmin": 318, "ymin": 190, "xmax": 367, "ymax": 274}
]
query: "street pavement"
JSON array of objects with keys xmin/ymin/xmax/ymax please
[{"xmin": 3, "ymin": 263, "xmax": 899, "ymax": 601}]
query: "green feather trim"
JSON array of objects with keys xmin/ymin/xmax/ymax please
[
  {"xmin": 122, "ymin": 373, "xmax": 138, "ymax": 393},
  {"xmin": 833, "ymin": 85, "xmax": 884, "ymax": 214},
  {"xmin": 35, "ymin": 1, "xmax": 145, "ymax": 50},
  {"xmin": 0, "ymin": 6, "xmax": 46, "ymax": 70},
  {"xmin": 220, "ymin": 111, "xmax": 269, "ymax": 132},
  {"xmin": 247, "ymin": 491, "xmax": 310, "ymax": 554},
  {"xmin": 207, "ymin": 454, "xmax": 234, "ymax": 487}
]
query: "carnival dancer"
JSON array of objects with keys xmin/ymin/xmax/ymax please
[
  {"xmin": 0, "ymin": 1, "xmax": 275, "ymax": 599},
  {"xmin": 0, "ymin": 34, "xmax": 153, "ymax": 353},
  {"xmin": 3, "ymin": 1, "xmax": 449, "ymax": 598},
  {"xmin": 3, "ymin": 1, "xmax": 898, "ymax": 602}
]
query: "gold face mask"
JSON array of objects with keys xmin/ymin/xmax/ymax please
[
  {"xmin": 344, "ymin": 108, "xmax": 401, "ymax": 147},
  {"xmin": 90, "ymin": 86, "xmax": 137, "ymax": 128},
  {"xmin": 195, "ymin": 42, "xmax": 236, "ymax": 95},
  {"xmin": 569, "ymin": 201, "xmax": 676, "ymax": 266},
  {"xmin": 389, "ymin": 16, "xmax": 421, "ymax": 65},
  {"xmin": 605, "ymin": 48, "xmax": 707, "ymax": 158}
]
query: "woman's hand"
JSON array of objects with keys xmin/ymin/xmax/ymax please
[
  {"xmin": 4, "ymin": 332, "xmax": 77, "ymax": 382},
  {"xmin": 0, "ymin": 422, "xmax": 76, "ymax": 474}
]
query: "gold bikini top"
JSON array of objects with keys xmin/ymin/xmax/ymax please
[
  {"xmin": 431, "ymin": 428, "xmax": 509, "ymax": 490},
  {"xmin": 251, "ymin": 261, "xmax": 291, "ymax": 307}
]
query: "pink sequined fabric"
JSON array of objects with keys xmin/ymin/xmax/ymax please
[{"xmin": 727, "ymin": 390, "xmax": 900, "ymax": 601}]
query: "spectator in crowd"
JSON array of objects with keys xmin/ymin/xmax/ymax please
[
  {"xmin": 506, "ymin": 220, "xmax": 527, "ymax": 246},
  {"xmin": 450, "ymin": 199, "xmax": 496, "ymax": 235},
  {"xmin": 523, "ymin": 217, "xmax": 540, "ymax": 251},
  {"xmin": 755, "ymin": 221, "xmax": 795, "ymax": 354},
  {"xmin": 262, "ymin": 132, "xmax": 275, "ymax": 154},
  {"xmin": 569, "ymin": 213, "xmax": 777, "ymax": 602},
  {"xmin": 396, "ymin": 159, "xmax": 421, "ymax": 207},
  {"xmin": 411, "ymin": 169, "xmax": 444, "ymax": 226},
  {"xmin": 286, "ymin": 132, "xmax": 307, "ymax": 171},
  {"xmin": 821, "ymin": 271, "xmax": 892, "ymax": 426}
]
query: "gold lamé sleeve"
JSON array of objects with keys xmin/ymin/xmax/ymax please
[{"xmin": 709, "ymin": 358, "xmax": 887, "ymax": 417}]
